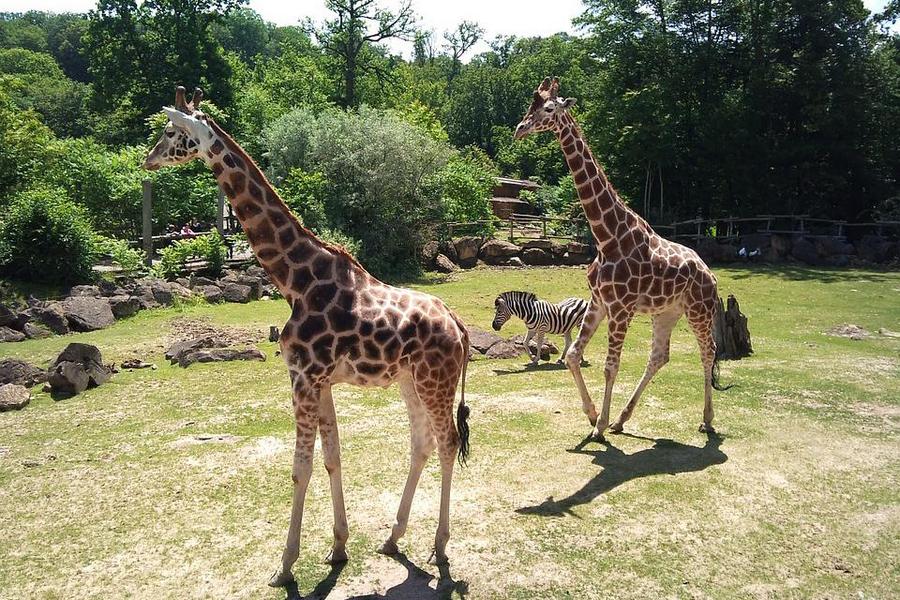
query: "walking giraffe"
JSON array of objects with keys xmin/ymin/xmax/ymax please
[
  {"xmin": 143, "ymin": 87, "xmax": 471, "ymax": 587},
  {"xmin": 514, "ymin": 77, "xmax": 729, "ymax": 441}
]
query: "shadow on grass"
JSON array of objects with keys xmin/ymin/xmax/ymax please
[
  {"xmin": 723, "ymin": 263, "xmax": 897, "ymax": 283},
  {"xmin": 492, "ymin": 361, "xmax": 589, "ymax": 375},
  {"xmin": 516, "ymin": 432, "xmax": 727, "ymax": 517},
  {"xmin": 286, "ymin": 552, "xmax": 468, "ymax": 600}
]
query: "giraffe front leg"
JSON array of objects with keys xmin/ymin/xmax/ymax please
[
  {"xmin": 318, "ymin": 386, "xmax": 349, "ymax": 565},
  {"xmin": 269, "ymin": 387, "xmax": 319, "ymax": 588},
  {"xmin": 566, "ymin": 301, "xmax": 606, "ymax": 425},
  {"xmin": 592, "ymin": 312, "xmax": 632, "ymax": 441}
]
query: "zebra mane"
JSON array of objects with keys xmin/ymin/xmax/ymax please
[{"xmin": 499, "ymin": 291, "xmax": 538, "ymax": 304}]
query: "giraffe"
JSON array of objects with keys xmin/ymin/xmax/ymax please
[
  {"xmin": 143, "ymin": 87, "xmax": 471, "ymax": 588},
  {"xmin": 514, "ymin": 77, "xmax": 729, "ymax": 442}
]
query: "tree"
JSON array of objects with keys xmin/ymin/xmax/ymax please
[
  {"xmin": 311, "ymin": 0, "xmax": 417, "ymax": 108},
  {"xmin": 443, "ymin": 21, "xmax": 483, "ymax": 83}
]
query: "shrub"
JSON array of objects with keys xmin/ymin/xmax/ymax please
[
  {"xmin": 152, "ymin": 232, "xmax": 227, "ymax": 280},
  {"xmin": 0, "ymin": 88, "xmax": 56, "ymax": 201},
  {"xmin": 427, "ymin": 146, "xmax": 497, "ymax": 235},
  {"xmin": 0, "ymin": 186, "xmax": 97, "ymax": 284},
  {"xmin": 279, "ymin": 168, "xmax": 328, "ymax": 230},
  {"xmin": 94, "ymin": 235, "xmax": 147, "ymax": 277}
]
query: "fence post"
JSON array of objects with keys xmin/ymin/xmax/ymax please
[
  {"xmin": 542, "ymin": 216, "xmax": 547, "ymax": 238},
  {"xmin": 216, "ymin": 189, "xmax": 225, "ymax": 235},
  {"xmin": 509, "ymin": 218, "xmax": 514, "ymax": 242},
  {"xmin": 142, "ymin": 179, "xmax": 153, "ymax": 266}
]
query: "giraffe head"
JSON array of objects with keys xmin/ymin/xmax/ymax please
[
  {"xmin": 514, "ymin": 76, "xmax": 576, "ymax": 140},
  {"xmin": 143, "ymin": 86, "xmax": 215, "ymax": 171}
]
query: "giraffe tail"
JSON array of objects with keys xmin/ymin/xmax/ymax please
[
  {"xmin": 711, "ymin": 355, "xmax": 733, "ymax": 391},
  {"xmin": 454, "ymin": 317, "xmax": 471, "ymax": 467}
]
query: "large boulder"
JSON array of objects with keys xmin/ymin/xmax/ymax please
[
  {"xmin": 0, "ymin": 384, "xmax": 30, "ymax": 412},
  {"xmin": 166, "ymin": 335, "xmax": 220, "ymax": 364},
  {"xmin": 47, "ymin": 343, "xmax": 111, "ymax": 396},
  {"xmin": 855, "ymin": 235, "xmax": 896, "ymax": 264},
  {"xmin": 69, "ymin": 285, "xmax": 101, "ymax": 297},
  {"xmin": 177, "ymin": 346, "xmax": 266, "ymax": 368},
  {"xmin": 770, "ymin": 234, "xmax": 793, "ymax": 258},
  {"xmin": 439, "ymin": 240, "xmax": 459, "ymax": 264},
  {"xmin": 189, "ymin": 275, "xmax": 217, "ymax": 289},
  {"xmin": 196, "ymin": 285, "xmax": 224, "ymax": 303},
  {"xmin": 98, "ymin": 279, "xmax": 127, "ymax": 297},
  {"xmin": 791, "ymin": 237, "xmax": 820, "ymax": 265},
  {"xmin": 453, "ymin": 236, "xmax": 482, "ymax": 268},
  {"xmin": 521, "ymin": 239, "xmax": 554, "ymax": 250},
  {"xmin": 468, "ymin": 328, "xmax": 505, "ymax": 354},
  {"xmin": 150, "ymin": 281, "xmax": 176, "ymax": 306},
  {"xmin": 0, "ymin": 359, "xmax": 47, "ymax": 387},
  {"xmin": 435, "ymin": 254, "xmax": 458, "ymax": 274},
  {"xmin": 61, "ymin": 297, "xmax": 115, "ymax": 332},
  {"xmin": 34, "ymin": 303, "xmax": 69, "ymax": 335},
  {"xmin": 108, "ymin": 295, "xmax": 140, "ymax": 319},
  {"xmin": 234, "ymin": 275, "xmax": 263, "ymax": 300},
  {"xmin": 421, "ymin": 241, "xmax": 440, "ymax": 267},
  {"xmin": 222, "ymin": 283, "xmax": 253, "ymax": 303},
  {"xmin": 507, "ymin": 256, "xmax": 526, "ymax": 268},
  {"xmin": 522, "ymin": 247, "xmax": 554, "ymax": 266},
  {"xmin": 484, "ymin": 340, "xmax": 523, "ymax": 359},
  {"xmin": 132, "ymin": 282, "xmax": 160, "ymax": 310},
  {"xmin": 0, "ymin": 303, "xmax": 16, "ymax": 328},
  {"xmin": 23, "ymin": 322, "xmax": 51, "ymax": 339},
  {"xmin": 479, "ymin": 239, "xmax": 520, "ymax": 265},
  {"xmin": 0, "ymin": 326, "xmax": 25, "ymax": 342},
  {"xmin": 815, "ymin": 237, "xmax": 855, "ymax": 258}
]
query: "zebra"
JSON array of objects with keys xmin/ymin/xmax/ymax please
[{"xmin": 492, "ymin": 291, "xmax": 589, "ymax": 365}]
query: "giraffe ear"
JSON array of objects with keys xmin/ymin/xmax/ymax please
[
  {"xmin": 537, "ymin": 77, "xmax": 552, "ymax": 92},
  {"xmin": 549, "ymin": 77, "xmax": 560, "ymax": 99},
  {"xmin": 163, "ymin": 106, "xmax": 194, "ymax": 129},
  {"xmin": 560, "ymin": 97, "xmax": 577, "ymax": 109},
  {"xmin": 190, "ymin": 87, "xmax": 203, "ymax": 110},
  {"xmin": 174, "ymin": 86, "xmax": 190, "ymax": 113}
]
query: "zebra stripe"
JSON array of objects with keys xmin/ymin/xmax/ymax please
[{"xmin": 492, "ymin": 291, "xmax": 589, "ymax": 335}]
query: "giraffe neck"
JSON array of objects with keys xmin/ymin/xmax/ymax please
[
  {"xmin": 204, "ymin": 120, "xmax": 361, "ymax": 303},
  {"xmin": 556, "ymin": 114, "xmax": 638, "ymax": 250}
]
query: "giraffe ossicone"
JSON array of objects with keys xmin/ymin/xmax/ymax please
[
  {"xmin": 515, "ymin": 76, "xmax": 730, "ymax": 440},
  {"xmin": 144, "ymin": 85, "xmax": 472, "ymax": 587}
]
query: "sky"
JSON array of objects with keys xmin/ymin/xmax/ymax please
[{"xmin": 2, "ymin": 0, "xmax": 895, "ymax": 59}]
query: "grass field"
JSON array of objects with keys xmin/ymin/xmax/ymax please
[{"xmin": 1, "ymin": 265, "xmax": 898, "ymax": 599}]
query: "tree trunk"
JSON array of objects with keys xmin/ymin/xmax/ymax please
[{"xmin": 713, "ymin": 294, "xmax": 753, "ymax": 360}]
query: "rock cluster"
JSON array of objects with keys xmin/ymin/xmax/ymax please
[
  {"xmin": 424, "ymin": 237, "xmax": 595, "ymax": 272},
  {"xmin": 0, "ymin": 267, "xmax": 278, "ymax": 344},
  {"xmin": 47, "ymin": 343, "xmax": 111, "ymax": 397},
  {"xmin": 691, "ymin": 233, "xmax": 898, "ymax": 267},
  {"xmin": 166, "ymin": 335, "xmax": 266, "ymax": 368},
  {"xmin": 466, "ymin": 327, "xmax": 560, "ymax": 361}
]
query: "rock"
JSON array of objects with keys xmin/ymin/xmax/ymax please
[
  {"xmin": 468, "ymin": 328, "xmax": 505, "ymax": 353},
  {"xmin": 169, "ymin": 281, "xmax": 193, "ymax": 299},
  {"xmin": 166, "ymin": 335, "xmax": 219, "ymax": 363},
  {"xmin": 435, "ymin": 254, "xmax": 458, "ymax": 273},
  {"xmin": 23, "ymin": 322, "xmax": 50, "ymax": 339},
  {"xmin": 69, "ymin": 285, "xmax": 101, "ymax": 297},
  {"xmin": 791, "ymin": 237, "xmax": 820, "ymax": 265},
  {"xmin": 440, "ymin": 240, "xmax": 459, "ymax": 264},
  {"xmin": 35, "ymin": 303, "xmax": 69, "ymax": 334},
  {"xmin": 98, "ymin": 280, "xmax": 125, "ymax": 297},
  {"xmin": 222, "ymin": 283, "xmax": 252, "ymax": 303},
  {"xmin": 563, "ymin": 251, "xmax": 593, "ymax": 265},
  {"xmin": 108, "ymin": 295, "xmax": 140, "ymax": 319},
  {"xmin": 151, "ymin": 281, "xmax": 175, "ymax": 306},
  {"xmin": 132, "ymin": 282, "xmax": 160, "ymax": 310},
  {"xmin": 825, "ymin": 254, "xmax": 851, "ymax": 268},
  {"xmin": 479, "ymin": 239, "xmax": 520, "ymax": 265},
  {"xmin": 48, "ymin": 343, "xmax": 111, "ymax": 396},
  {"xmin": 421, "ymin": 240, "xmax": 440, "ymax": 266},
  {"xmin": 485, "ymin": 341, "xmax": 524, "ymax": 359},
  {"xmin": 0, "ymin": 384, "xmax": 30, "ymax": 411},
  {"xmin": 549, "ymin": 242, "xmax": 567, "ymax": 256},
  {"xmin": 196, "ymin": 285, "xmax": 224, "ymax": 303},
  {"xmin": 0, "ymin": 326, "xmax": 25, "ymax": 342},
  {"xmin": 175, "ymin": 277, "xmax": 192, "ymax": 289},
  {"xmin": 177, "ymin": 346, "xmax": 266, "ymax": 368},
  {"xmin": 234, "ymin": 275, "xmax": 262, "ymax": 299},
  {"xmin": 0, "ymin": 359, "xmax": 47, "ymax": 387},
  {"xmin": 521, "ymin": 239, "xmax": 554, "ymax": 250},
  {"xmin": 855, "ymin": 235, "xmax": 896, "ymax": 264},
  {"xmin": 815, "ymin": 238, "xmax": 855, "ymax": 258},
  {"xmin": 121, "ymin": 358, "xmax": 154, "ymax": 369},
  {"xmin": 506, "ymin": 256, "xmax": 525, "ymax": 268},
  {"xmin": 189, "ymin": 275, "xmax": 217, "ymax": 289},
  {"xmin": 522, "ymin": 247, "xmax": 554, "ymax": 266},
  {"xmin": 61, "ymin": 297, "xmax": 115, "ymax": 332},
  {"xmin": 453, "ymin": 236, "xmax": 482, "ymax": 268},
  {"xmin": 568, "ymin": 241, "xmax": 591, "ymax": 254},
  {"xmin": 770, "ymin": 234, "xmax": 793, "ymax": 258},
  {"xmin": 246, "ymin": 265, "xmax": 269, "ymax": 280},
  {"xmin": 0, "ymin": 303, "xmax": 16, "ymax": 328},
  {"xmin": 509, "ymin": 334, "xmax": 559, "ymax": 360}
]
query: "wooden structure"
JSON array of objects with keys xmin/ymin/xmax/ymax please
[{"xmin": 490, "ymin": 177, "xmax": 540, "ymax": 219}]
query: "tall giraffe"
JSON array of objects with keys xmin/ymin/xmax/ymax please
[
  {"xmin": 143, "ymin": 87, "xmax": 471, "ymax": 587},
  {"xmin": 514, "ymin": 77, "xmax": 729, "ymax": 441}
]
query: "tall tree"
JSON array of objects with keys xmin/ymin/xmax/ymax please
[
  {"xmin": 310, "ymin": 0, "xmax": 417, "ymax": 108},
  {"xmin": 443, "ymin": 21, "xmax": 483, "ymax": 83}
]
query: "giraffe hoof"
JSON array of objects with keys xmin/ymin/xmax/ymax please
[
  {"xmin": 427, "ymin": 550, "xmax": 449, "ymax": 566},
  {"xmin": 608, "ymin": 423, "xmax": 624, "ymax": 434},
  {"xmin": 590, "ymin": 429, "xmax": 606, "ymax": 443},
  {"xmin": 268, "ymin": 567, "xmax": 295, "ymax": 588},
  {"xmin": 325, "ymin": 547, "xmax": 348, "ymax": 564},
  {"xmin": 699, "ymin": 423, "xmax": 716, "ymax": 434},
  {"xmin": 377, "ymin": 539, "xmax": 399, "ymax": 556}
]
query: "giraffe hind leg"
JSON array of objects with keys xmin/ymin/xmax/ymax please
[{"xmin": 687, "ymin": 311, "xmax": 717, "ymax": 433}]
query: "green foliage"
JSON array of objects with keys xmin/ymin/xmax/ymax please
[
  {"xmin": 0, "ymin": 88, "xmax": 56, "ymax": 201},
  {"xmin": 317, "ymin": 227, "xmax": 362, "ymax": 259},
  {"xmin": 279, "ymin": 168, "xmax": 328, "ymax": 231},
  {"xmin": 0, "ymin": 186, "xmax": 97, "ymax": 284},
  {"xmin": 152, "ymin": 232, "xmax": 226, "ymax": 279},
  {"xmin": 94, "ymin": 235, "xmax": 147, "ymax": 276},
  {"xmin": 427, "ymin": 147, "xmax": 497, "ymax": 233},
  {"xmin": 492, "ymin": 125, "xmax": 567, "ymax": 184}
]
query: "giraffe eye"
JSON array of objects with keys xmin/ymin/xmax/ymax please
[{"xmin": 544, "ymin": 106, "xmax": 553, "ymax": 112}]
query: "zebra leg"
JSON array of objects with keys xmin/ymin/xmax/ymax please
[
  {"xmin": 523, "ymin": 329, "xmax": 536, "ymax": 363},
  {"xmin": 532, "ymin": 330, "xmax": 545, "ymax": 365},
  {"xmin": 558, "ymin": 330, "xmax": 572, "ymax": 364}
]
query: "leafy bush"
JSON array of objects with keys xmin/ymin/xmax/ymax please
[
  {"xmin": 94, "ymin": 235, "xmax": 147, "ymax": 277},
  {"xmin": 152, "ymin": 232, "xmax": 227, "ymax": 280},
  {"xmin": 0, "ymin": 186, "xmax": 97, "ymax": 284},
  {"xmin": 279, "ymin": 168, "xmax": 328, "ymax": 230},
  {"xmin": 521, "ymin": 174, "xmax": 577, "ymax": 216},
  {"xmin": 427, "ymin": 146, "xmax": 497, "ymax": 234},
  {"xmin": 491, "ymin": 125, "xmax": 567, "ymax": 185},
  {"xmin": 0, "ymin": 88, "xmax": 56, "ymax": 200},
  {"xmin": 318, "ymin": 227, "xmax": 362, "ymax": 259}
]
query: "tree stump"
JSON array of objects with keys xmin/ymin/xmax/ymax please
[
  {"xmin": 269, "ymin": 326, "xmax": 280, "ymax": 343},
  {"xmin": 713, "ymin": 295, "xmax": 753, "ymax": 360}
]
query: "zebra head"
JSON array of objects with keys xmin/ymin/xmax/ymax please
[{"xmin": 492, "ymin": 291, "xmax": 535, "ymax": 331}]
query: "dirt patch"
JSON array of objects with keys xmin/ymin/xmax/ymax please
[
  {"xmin": 168, "ymin": 433, "xmax": 243, "ymax": 448},
  {"xmin": 826, "ymin": 323, "xmax": 870, "ymax": 340},
  {"xmin": 166, "ymin": 316, "xmax": 264, "ymax": 349}
]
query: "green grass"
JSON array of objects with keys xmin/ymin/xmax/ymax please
[{"xmin": 1, "ymin": 265, "xmax": 898, "ymax": 599}]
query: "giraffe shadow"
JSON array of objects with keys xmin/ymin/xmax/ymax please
[
  {"xmin": 516, "ymin": 432, "xmax": 728, "ymax": 517},
  {"xmin": 285, "ymin": 553, "xmax": 468, "ymax": 600},
  {"xmin": 491, "ymin": 361, "xmax": 588, "ymax": 375}
]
